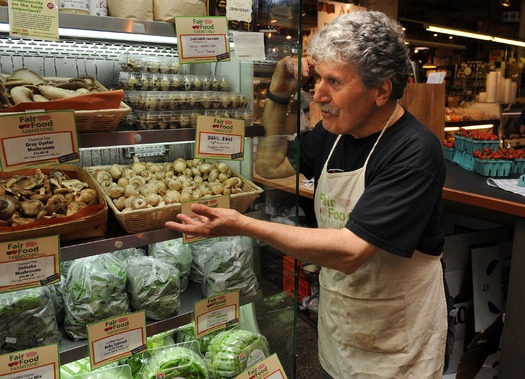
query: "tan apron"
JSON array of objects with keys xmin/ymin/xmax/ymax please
[{"xmin": 314, "ymin": 107, "xmax": 447, "ymax": 378}]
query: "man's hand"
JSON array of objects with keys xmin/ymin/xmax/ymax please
[{"xmin": 165, "ymin": 203, "xmax": 249, "ymax": 238}]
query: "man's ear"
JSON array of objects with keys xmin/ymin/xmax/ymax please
[{"xmin": 375, "ymin": 80, "xmax": 393, "ymax": 106}]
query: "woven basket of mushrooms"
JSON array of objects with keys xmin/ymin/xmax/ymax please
[
  {"xmin": 86, "ymin": 157, "xmax": 263, "ymax": 234},
  {"xmin": 0, "ymin": 165, "xmax": 108, "ymax": 242}
]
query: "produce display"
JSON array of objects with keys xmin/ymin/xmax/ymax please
[
  {"xmin": 0, "ymin": 286, "xmax": 61, "ymax": 353},
  {"xmin": 0, "ymin": 168, "xmax": 99, "ymax": 226},
  {"xmin": 60, "ymin": 357, "xmax": 120, "ymax": 378},
  {"xmin": 0, "ymin": 68, "xmax": 109, "ymax": 108},
  {"xmin": 62, "ymin": 254, "xmax": 129, "ymax": 340},
  {"xmin": 205, "ymin": 328, "xmax": 270, "ymax": 379},
  {"xmin": 125, "ymin": 255, "xmax": 181, "ymax": 320},
  {"xmin": 139, "ymin": 344, "xmax": 208, "ymax": 379},
  {"xmin": 89, "ymin": 158, "xmax": 247, "ymax": 212}
]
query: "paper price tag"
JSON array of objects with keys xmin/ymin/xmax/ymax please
[
  {"xmin": 175, "ymin": 17, "xmax": 230, "ymax": 63},
  {"xmin": 0, "ymin": 235, "xmax": 60, "ymax": 293},
  {"xmin": 0, "ymin": 110, "xmax": 79, "ymax": 172},
  {"xmin": 195, "ymin": 115, "xmax": 245, "ymax": 160},
  {"xmin": 194, "ymin": 291, "xmax": 240, "ymax": 338},
  {"xmin": 8, "ymin": 0, "xmax": 59, "ymax": 41},
  {"xmin": 0, "ymin": 344, "xmax": 60, "ymax": 379},
  {"xmin": 234, "ymin": 354, "xmax": 288, "ymax": 379},
  {"xmin": 87, "ymin": 311, "xmax": 147, "ymax": 370}
]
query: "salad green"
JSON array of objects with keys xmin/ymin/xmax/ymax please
[
  {"xmin": 0, "ymin": 286, "xmax": 60, "ymax": 353},
  {"xmin": 148, "ymin": 238, "xmax": 193, "ymax": 291},
  {"xmin": 125, "ymin": 256, "xmax": 181, "ymax": 321},
  {"xmin": 63, "ymin": 254, "xmax": 129, "ymax": 340},
  {"xmin": 140, "ymin": 345, "xmax": 208, "ymax": 379},
  {"xmin": 205, "ymin": 328, "xmax": 270, "ymax": 378}
]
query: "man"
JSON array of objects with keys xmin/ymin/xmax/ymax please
[{"xmin": 166, "ymin": 10, "xmax": 447, "ymax": 378}]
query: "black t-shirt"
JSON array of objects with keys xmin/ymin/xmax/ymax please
[{"xmin": 300, "ymin": 109, "xmax": 446, "ymax": 258}]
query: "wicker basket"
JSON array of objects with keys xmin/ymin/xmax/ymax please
[
  {"xmin": 0, "ymin": 165, "xmax": 108, "ymax": 242},
  {"xmin": 88, "ymin": 165, "xmax": 263, "ymax": 234},
  {"xmin": 75, "ymin": 102, "xmax": 131, "ymax": 133}
]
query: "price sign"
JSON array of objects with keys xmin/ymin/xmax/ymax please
[
  {"xmin": 194, "ymin": 291, "xmax": 240, "ymax": 338},
  {"xmin": 195, "ymin": 115, "xmax": 245, "ymax": 160},
  {"xmin": 0, "ymin": 344, "xmax": 60, "ymax": 379},
  {"xmin": 234, "ymin": 354, "xmax": 288, "ymax": 379},
  {"xmin": 0, "ymin": 110, "xmax": 79, "ymax": 172},
  {"xmin": 87, "ymin": 311, "xmax": 147, "ymax": 370},
  {"xmin": 0, "ymin": 235, "xmax": 60, "ymax": 293},
  {"xmin": 175, "ymin": 16, "xmax": 230, "ymax": 63}
]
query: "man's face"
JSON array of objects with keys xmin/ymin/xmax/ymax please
[{"xmin": 313, "ymin": 61, "xmax": 378, "ymax": 138}]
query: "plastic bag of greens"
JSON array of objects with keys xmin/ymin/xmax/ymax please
[
  {"xmin": 205, "ymin": 328, "xmax": 270, "ymax": 379},
  {"xmin": 139, "ymin": 341, "xmax": 208, "ymax": 379},
  {"xmin": 175, "ymin": 322, "xmax": 223, "ymax": 354},
  {"xmin": 0, "ymin": 286, "xmax": 60, "ymax": 353},
  {"xmin": 48, "ymin": 278, "xmax": 65, "ymax": 325},
  {"xmin": 148, "ymin": 238, "xmax": 192, "ymax": 291},
  {"xmin": 187, "ymin": 238, "xmax": 222, "ymax": 284},
  {"xmin": 202, "ymin": 237, "xmax": 258, "ymax": 297},
  {"xmin": 125, "ymin": 255, "xmax": 181, "ymax": 321},
  {"xmin": 112, "ymin": 248, "xmax": 147, "ymax": 268},
  {"xmin": 63, "ymin": 254, "xmax": 129, "ymax": 340}
]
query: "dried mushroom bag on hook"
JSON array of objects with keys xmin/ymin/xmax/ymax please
[
  {"xmin": 153, "ymin": 0, "xmax": 205, "ymax": 22},
  {"xmin": 107, "ymin": 0, "xmax": 153, "ymax": 20}
]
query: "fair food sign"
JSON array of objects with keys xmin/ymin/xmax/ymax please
[{"xmin": 0, "ymin": 110, "xmax": 79, "ymax": 172}]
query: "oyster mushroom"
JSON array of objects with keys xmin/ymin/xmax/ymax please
[
  {"xmin": 20, "ymin": 199, "xmax": 45, "ymax": 217},
  {"xmin": 46, "ymin": 194, "xmax": 68, "ymax": 215},
  {"xmin": 66, "ymin": 201, "xmax": 88, "ymax": 216},
  {"xmin": 75, "ymin": 189, "xmax": 97, "ymax": 205},
  {"xmin": 0, "ymin": 194, "xmax": 18, "ymax": 220},
  {"xmin": 61, "ymin": 179, "xmax": 87, "ymax": 194}
]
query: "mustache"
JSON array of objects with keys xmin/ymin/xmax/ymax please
[{"xmin": 319, "ymin": 103, "xmax": 339, "ymax": 116}]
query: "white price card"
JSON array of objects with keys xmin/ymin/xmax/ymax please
[
  {"xmin": 0, "ymin": 344, "xmax": 60, "ymax": 379},
  {"xmin": 194, "ymin": 291, "xmax": 240, "ymax": 338},
  {"xmin": 0, "ymin": 235, "xmax": 60, "ymax": 293},
  {"xmin": 175, "ymin": 16, "xmax": 230, "ymax": 63},
  {"xmin": 0, "ymin": 110, "xmax": 79, "ymax": 172},
  {"xmin": 181, "ymin": 195, "xmax": 231, "ymax": 244},
  {"xmin": 234, "ymin": 354, "xmax": 288, "ymax": 379},
  {"xmin": 87, "ymin": 311, "xmax": 147, "ymax": 370},
  {"xmin": 195, "ymin": 115, "xmax": 245, "ymax": 160},
  {"xmin": 8, "ymin": 0, "xmax": 59, "ymax": 41}
]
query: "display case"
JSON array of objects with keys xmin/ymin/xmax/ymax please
[{"xmin": 0, "ymin": 2, "xmax": 307, "ymax": 378}]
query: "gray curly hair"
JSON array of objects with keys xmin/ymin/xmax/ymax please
[{"xmin": 307, "ymin": 11, "xmax": 411, "ymax": 100}]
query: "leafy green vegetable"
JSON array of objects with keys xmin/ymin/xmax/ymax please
[
  {"xmin": 202, "ymin": 237, "xmax": 258, "ymax": 297},
  {"xmin": 148, "ymin": 238, "xmax": 192, "ymax": 291},
  {"xmin": 66, "ymin": 363, "xmax": 132, "ymax": 379},
  {"xmin": 0, "ymin": 286, "xmax": 60, "ymax": 353},
  {"xmin": 125, "ymin": 256, "xmax": 181, "ymax": 321},
  {"xmin": 140, "ymin": 345, "xmax": 208, "ymax": 379},
  {"xmin": 112, "ymin": 248, "xmax": 147, "ymax": 268},
  {"xmin": 63, "ymin": 254, "xmax": 129, "ymax": 340},
  {"xmin": 60, "ymin": 357, "xmax": 119, "ymax": 378},
  {"xmin": 175, "ymin": 322, "xmax": 222, "ymax": 354},
  {"xmin": 205, "ymin": 329, "xmax": 270, "ymax": 378}
]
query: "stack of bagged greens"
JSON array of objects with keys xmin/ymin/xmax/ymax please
[{"xmin": 139, "ymin": 344, "xmax": 208, "ymax": 379}]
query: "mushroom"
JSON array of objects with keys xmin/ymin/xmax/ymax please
[
  {"xmin": 66, "ymin": 201, "xmax": 88, "ymax": 216},
  {"xmin": 0, "ymin": 194, "xmax": 18, "ymax": 220},
  {"xmin": 75, "ymin": 189, "xmax": 97, "ymax": 205},
  {"xmin": 20, "ymin": 199, "xmax": 45, "ymax": 217},
  {"xmin": 61, "ymin": 179, "xmax": 87, "ymax": 194},
  {"xmin": 46, "ymin": 194, "xmax": 68, "ymax": 215}
]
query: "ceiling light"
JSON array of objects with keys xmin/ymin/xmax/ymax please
[
  {"xmin": 500, "ymin": 0, "xmax": 511, "ymax": 7},
  {"xmin": 426, "ymin": 25, "xmax": 492, "ymax": 41},
  {"xmin": 493, "ymin": 36, "xmax": 525, "ymax": 48}
]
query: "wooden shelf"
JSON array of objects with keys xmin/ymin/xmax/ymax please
[{"xmin": 253, "ymin": 173, "xmax": 314, "ymax": 199}]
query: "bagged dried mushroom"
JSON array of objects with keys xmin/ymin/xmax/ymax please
[
  {"xmin": 0, "ymin": 168, "xmax": 97, "ymax": 226},
  {"xmin": 90, "ymin": 157, "xmax": 244, "ymax": 213}
]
